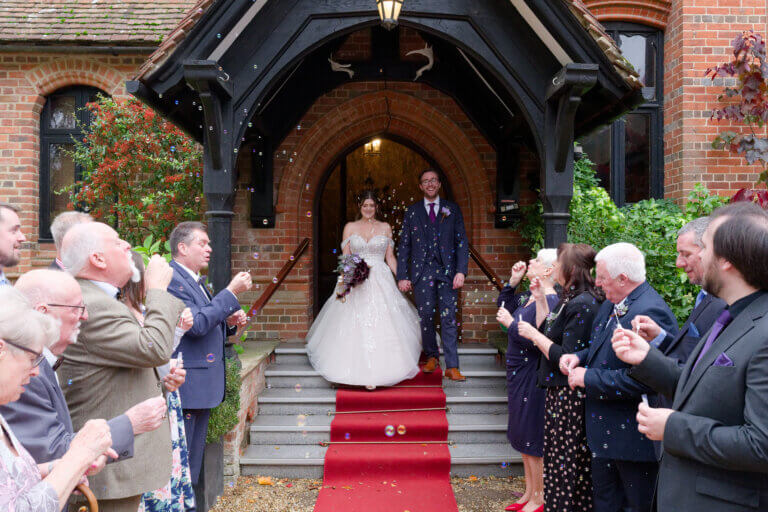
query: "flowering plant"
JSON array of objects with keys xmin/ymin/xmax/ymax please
[
  {"xmin": 335, "ymin": 254, "xmax": 371, "ymax": 301},
  {"xmin": 441, "ymin": 206, "xmax": 451, "ymax": 218}
]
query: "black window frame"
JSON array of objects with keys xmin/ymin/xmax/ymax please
[
  {"xmin": 583, "ymin": 22, "xmax": 664, "ymax": 206},
  {"xmin": 39, "ymin": 85, "xmax": 103, "ymax": 242}
]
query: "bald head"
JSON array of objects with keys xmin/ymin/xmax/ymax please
[
  {"xmin": 15, "ymin": 269, "xmax": 87, "ymax": 354},
  {"xmin": 50, "ymin": 211, "xmax": 93, "ymax": 252},
  {"xmin": 15, "ymin": 269, "xmax": 79, "ymax": 305},
  {"xmin": 61, "ymin": 222, "xmax": 133, "ymax": 288}
]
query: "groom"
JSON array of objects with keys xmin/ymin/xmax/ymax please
[{"xmin": 397, "ymin": 169, "xmax": 469, "ymax": 381}]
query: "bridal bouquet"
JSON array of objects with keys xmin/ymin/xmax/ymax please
[{"xmin": 335, "ymin": 253, "xmax": 370, "ymax": 301}]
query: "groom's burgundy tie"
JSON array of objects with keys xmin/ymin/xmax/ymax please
[{"xmin": 428, "ymin": 202, "xmax": 437, "ymax": 223}]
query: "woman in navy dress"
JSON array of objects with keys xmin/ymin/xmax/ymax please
[{"xmin": 496, "ymin": 249, "xmax": 559, "ymax": 512}]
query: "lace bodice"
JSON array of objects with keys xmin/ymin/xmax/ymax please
[{"xmin": 340, "ymin": 234, "xmax": 394, "ymax": 265}]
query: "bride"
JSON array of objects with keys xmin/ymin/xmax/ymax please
[{"xmin": 306, "ymin": 191, "xmax": 422, "ymax": 387}]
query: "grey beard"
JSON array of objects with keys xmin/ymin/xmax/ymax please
[{"xmin": 129, "ymin": 259, "xmax": 141, "ymax": 283}]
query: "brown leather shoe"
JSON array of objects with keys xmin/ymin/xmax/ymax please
[
  {"xmin": 444, "ymin": 368, "xmax": 467, "ymax": 381},
  {"xmin": 422, "ymin": 357, "xmax": 440, "ymax": 373}
]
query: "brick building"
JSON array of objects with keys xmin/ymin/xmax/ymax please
[{"xmin": 0, "ymin": 0, "xmax": 765, "ymax": 345}]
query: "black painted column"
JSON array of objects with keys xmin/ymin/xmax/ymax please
[
  {"xmin": 184, "ymin": 60, "xmax": 235, "ymax": 512},
  {"xmin": 542, "ymin": 64, "xmax": 598, "ymax": 247}
]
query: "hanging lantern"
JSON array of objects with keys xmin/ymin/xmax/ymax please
[{"xmin": 376, "ymin": 0, "xmax": 404, "ymax": 30}]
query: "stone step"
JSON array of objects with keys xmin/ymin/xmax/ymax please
[
  {"xmin": 249, "ymin": 413, "xmax": 508, "ymax": 445},
  {"xmin": 274, "ymin": 342, "xmax": 500, "ymax": 366},
  {"xmin": 257, "ymin": 387, "xmax": 508, "ymax": 415},
  {"xmin": 240, "ymin": 442, "xmax": 521, "ymax": 479},
  {"xmin": 264, "ymin": 361, "xmax": 505, "ymax": 390}
]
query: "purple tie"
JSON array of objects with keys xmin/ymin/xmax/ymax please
[
  {"xmin": 428, "ymin": 203, "xmax": 437, "ymax": 223},
  {"xmin": 693, "ymin": 309, "xmax": 733, "ymax": 368}
]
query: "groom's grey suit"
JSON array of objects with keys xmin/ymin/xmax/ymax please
[{"xmin": 397, "ymin": 198, "xmax": 468, "ymax": 368}]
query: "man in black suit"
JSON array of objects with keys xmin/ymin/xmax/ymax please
[
  {"xmin": 48, "ymin": 211, "xmax": 92, "ymax": 270},
  {"xmin": 632, "ymin": 216, "xmax": 726, "ymax": 405},
  {"xmin": 613, "ymin": 202, "xmax": 768, "ymax": 511}
]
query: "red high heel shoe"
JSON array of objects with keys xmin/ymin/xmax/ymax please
[
  {"xmin": 529, "ymin": 504, "xmax": 544, "ymax": 512},
  {"xmin": 504, "ymin": 502, "xmax": 527, "ymax": 511}
]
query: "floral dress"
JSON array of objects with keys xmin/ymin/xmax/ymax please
[
  {"xmin": 138, "ymin": 325, "xmax": 195, "ymax": 512},
  {"xmin": 0, "ymin": 413, "xmax": 58, "ymax": 512}
]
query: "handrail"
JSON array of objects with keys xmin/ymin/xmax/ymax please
[
  {"xmin": 468, "ymin": 242, "xmax": 504, "ymax": 291},
  {"xmin": 242, "ymin": 237, "xmax": 311, "ymax": 330}
]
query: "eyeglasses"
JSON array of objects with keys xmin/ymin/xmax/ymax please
[
  {"xmin": 48, "ymin": 303, "xmax": 87, "ymax": 315},
  {"xmin": 2, "ymin": 339, "xmax": 44, "ymax": 367},
  {"xmin": 420, "ymin": 178, "xmax": 439, "ymax": 185}
]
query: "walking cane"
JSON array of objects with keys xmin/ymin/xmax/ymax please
[{"xmin": 76, "ymin": 484, "xmax": 99, "ymax": 512}]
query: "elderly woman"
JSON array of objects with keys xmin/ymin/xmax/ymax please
[
  {"xmin": 0, "ymin": 287, "xmax": 116, "ymax": 511},
  {"xmin": 518, "ymin": 243, "xmax": 602, "ymax": 511},
  {"xmin": 121, "ymin": 251, "xmax": 195, "ymax": 512},
  {"xmin": 496, "ymin": 249, "xmax": 559, "ymax": 512}
]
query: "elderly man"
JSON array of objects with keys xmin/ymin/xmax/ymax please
[
  {"xmin": 0, "ymin": 269, "xmax": 171, "ymax": 470},
  {"xmin": 560, "ymin": 242, "xmax": 677, "ymax": 512},
  {"xmin": 49, "ymin": 211, "xmax": 93, "ymax": 270},
  {"xmin": 166, "ymin": 221, "xmax": 251, "ymax": 488},
  {"xmin": 613, "ymin": 202, "xmax": 768, "ymax": 511},
  {"xmin": 0, "ymin": 202, "xmax": 26, "ymax": 284},
  {"xmin": 57, "ymin": 222, "xmax": 185, "ymax": 512}
]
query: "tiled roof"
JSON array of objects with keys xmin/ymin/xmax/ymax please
[
  {"xmin": 0, "ymin": 0, "xmax": 197, "ymax": 45},
  {"xmin": 567, "ymin": 0, "xmax": 642, "ymax": 88},
  {"xmin": 136, "ymin": 0, "xmax": 212, "ymax": 77},
  {"xmin": 135, "ymin": 0, "xmax": 641, "ymax": 88}
]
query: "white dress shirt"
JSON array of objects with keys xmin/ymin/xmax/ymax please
[{"xmin": 423, "ymin": 196, "xmax": 441, "ymax": 216}]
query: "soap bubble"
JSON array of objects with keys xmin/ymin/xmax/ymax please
[
  {"xmin": 397, "ymin": 425, "xmax": 407, "ymax": 435},
  {"xmin": 384, "ymin": 425, "xmax": 395, "ymax": 437}
]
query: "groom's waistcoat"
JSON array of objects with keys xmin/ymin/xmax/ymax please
[{"xmin": 396, "ymin": 199, "xmax": 469, "ymax": 285}]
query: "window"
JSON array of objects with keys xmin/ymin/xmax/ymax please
[
  {"xmin": 580, "ymin": 23, "xmax": 664, "ymax": 206},
  {"xmin": 39, "ymin": 86, "xmax": 103, "ymax": 241}
]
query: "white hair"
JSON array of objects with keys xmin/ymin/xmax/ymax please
[
  {"xmin": 536, "ymin": 248, "xmax": 558, "ymax": 267},
  {"xmin": 60, "ymin": 223, "xmax": 105, "ymax": 277},
  {"xmin": 595, "ymin": 242, "xmax": 646, "ymax": 282},
  {"xmin": 0, "ymin": 287, "xmax": 59, "ymax": 352},
  {"xmin": 50, "ymin": 211, "xmax": 93, "ymax": 250}
]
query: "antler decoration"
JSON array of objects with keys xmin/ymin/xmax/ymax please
[
  {"xmin": 405, "ymin": 44, "xmax": 434, "ymax": 81},
  {"xmin": 328, "ymin": 55, "xmax": 354, "ymax": 79}
]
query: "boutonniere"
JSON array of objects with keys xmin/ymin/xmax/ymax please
[
  {"xmin": 518, "ymin": 294, "xmax": 528, "ymax": 307},
  {"xmin": 545, "ymin": 302, "xmax": 567, "ymax": 325},
  {"xmin": 612, "ymin": 302, "xmax": 628, "ymax": 318},
  {"xmin": 440, "ymin": 206, "xmax": 451, "ymax": 219}
]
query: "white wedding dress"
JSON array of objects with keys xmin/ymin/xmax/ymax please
[{"xmin": 306, "ymin": 234, "xmax": 422, "ymax": 387}]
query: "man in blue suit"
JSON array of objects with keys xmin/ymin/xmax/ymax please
[
  {"xmin": 167, "ymin": 221, "xmax": 252, "ymax": 487},
  {"xmin": 561, "ymin": 242, "xmax": 678, "ymax": 512},
  {"xmin": 397, "ymin": 169, "xmax": 469, "ymax": 381},
  {"xmin": 0, "ymin": 270, "xmax": 169, "ymax": 468}
]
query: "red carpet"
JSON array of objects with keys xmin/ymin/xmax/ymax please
[{"xmin": 313, "ymin": 369, "xmax": 459, "ymax": 512}]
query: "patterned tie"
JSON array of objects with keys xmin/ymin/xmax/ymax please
[
  {"xmin": 693, "ymin": 309, "xmax": 733, "ymax": 368},
  {"xmin": 428, "ymin": 203, "xmax": 437, "ymax": 223},
  {"xmin": 198, "ymin": 277, "xmax": 211, "ymax": 301}
]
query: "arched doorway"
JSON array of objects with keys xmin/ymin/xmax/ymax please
[{"xmin": 313, "ymin": 136, "xmax": 451, "ymax": 313}]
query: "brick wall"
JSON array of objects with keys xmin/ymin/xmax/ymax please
[
  {"xmin": 232, "ymin": 81, "xmax": 537, "ymax": 343},
  {"xmin": 0, "ymin": 52, "xmax": 145, "ymax": 276}
]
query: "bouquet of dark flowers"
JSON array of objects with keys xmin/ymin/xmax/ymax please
[{"xmin": 335, "ymin": 253, "xmax": 370, "ymax": 301}]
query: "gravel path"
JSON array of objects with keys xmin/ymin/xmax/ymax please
[{"xmin": 211, "ymin": 475, "xmax": 526, "ymax": 512}]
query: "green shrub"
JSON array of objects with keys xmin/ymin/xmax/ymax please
[
  {"xmin": 519, "ymin": 158, "xmax": 729, "ymax": 323},
  {"xmin": 206, "ymin": 357, "xmax": 242, "ymax": 444}
]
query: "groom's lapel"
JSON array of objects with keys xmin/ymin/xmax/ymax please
[{"xmin": 416, "ymin": 201, "xmax": 430, "ymax": 229}]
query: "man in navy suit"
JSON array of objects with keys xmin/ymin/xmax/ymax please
[
  {"xmin": 167, "ymin": 221, "xmax": 252, "ymax": 486},
  {"xmin": 0, "ymin": 270, "xmax": 168, "ymax": 467},
  {"xmin": 397, "ymin": 169, "xmax": 469, "ymax": 381},
  {"xmin": 561, "ymin": 242, "xmax": 678, "ymax": 512}
]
